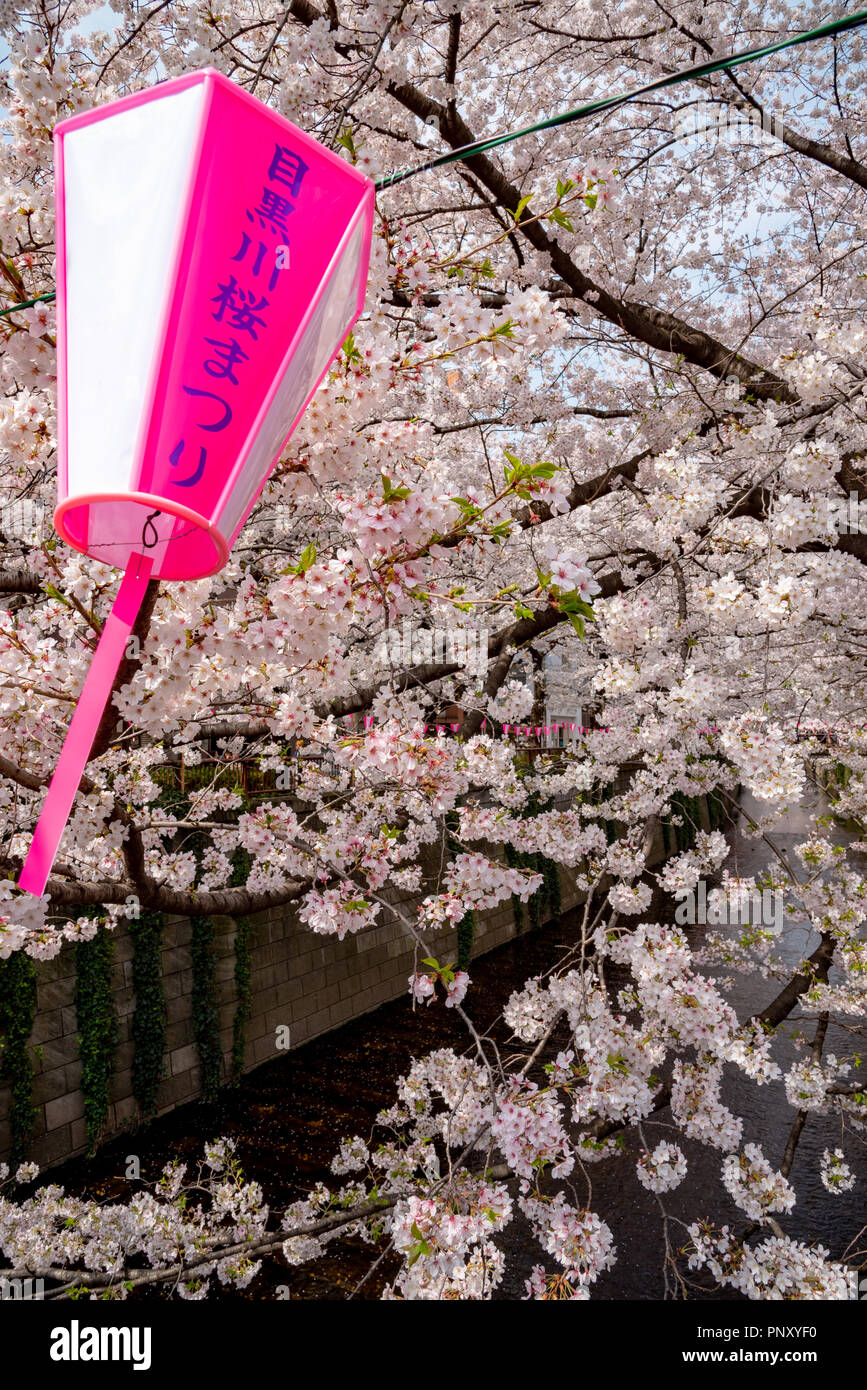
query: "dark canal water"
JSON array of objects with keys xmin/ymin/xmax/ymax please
[{"xmin": 50, "ymin": 786, "xmax": 866, "ymax": 1299}]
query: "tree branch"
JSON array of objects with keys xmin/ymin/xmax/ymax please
[{"xmin": 382, "ymin": 82, "xmax": 794, "ymax": 400}]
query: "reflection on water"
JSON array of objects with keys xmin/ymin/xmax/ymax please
[
  {"xmin": 579, "ymin": 783, "xmax": 867, "ymax": 1301},
  {"xmin": 51, "ymin": 787, "xmax": 866, "ymax": 1299}
]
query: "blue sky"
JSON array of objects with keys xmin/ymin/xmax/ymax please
[
  {"xmin": 1, "ymin": 3, "xmax": 117, "ymax": 126},
  {"xmin": 1, "ymin": 2, "xmax": 117, "ymax": 69}
]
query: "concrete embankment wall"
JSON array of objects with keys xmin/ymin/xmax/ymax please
[
  {"xmin": 1, "ymin": 796, "xmax": 712, "ymax": 1171},
  {"xmin": 1, "ymin": 841, "xmax": 593, "ymax": 1170}
]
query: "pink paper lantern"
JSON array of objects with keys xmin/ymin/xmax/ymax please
[
  {"xmin": 55, "ymin": 67, "xmax": 374, "ymax": 580},
  {"xmin": 19, "ymin": 69, "xmax": 374, "ymax": 896}
]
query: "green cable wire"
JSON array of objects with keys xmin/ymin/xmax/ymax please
[
  {"xmin": 0, "ymin": 289, "xmax": 55, "ymax": 319},
  {"xmin": 2, "ymin": 9, "xmax": 866, "ymax": 316},
  {"xmin": 374, "ymin": 8, "xmax": 867, "ymax": 188}
]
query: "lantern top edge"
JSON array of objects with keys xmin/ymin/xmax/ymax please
[{"xmin": 53, "ymin": 67, "xmax": 376, "ymax": 195}]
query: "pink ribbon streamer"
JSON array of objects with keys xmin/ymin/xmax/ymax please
[{"xmin": 18, "ymin": 553, "xmax": 154, "ymax": 897}]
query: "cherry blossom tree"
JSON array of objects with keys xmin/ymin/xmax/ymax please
[{"xmin": 0, "ymin": 0, "xmax": 865, "ymax": 1299}]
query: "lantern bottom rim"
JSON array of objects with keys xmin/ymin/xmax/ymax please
[{"xmin": 54, "ymin": 491, "xmax": 229, "ymax": 580}]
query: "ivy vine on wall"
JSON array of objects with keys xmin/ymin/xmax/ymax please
[
  {"xmin": 667, "ymin": 792, "xmax": 704, "ymax": 852},
  {"xmin": 707, "ymin": 789, "xmax": 726, "ymax": 831},
  {"xmin": 75, "ymin": 928, "xmax": 118, "ymax": 1154},
  {"xmin": 445, "ymin": 809, "xmax": 476, "ymax": 966},
  {"xmin": 0, "ymin": 951, "xmax": 37, "ymax": 1163},
  {"xmin": 191, "ymin": 915, "xmax": 222, "ymax": 1103},
  {"xmin": 456, "ymin": 910, "xmax": 476, "ymax": 973},
  {"xmin": 229, "ymin": 847, "xmax": 254, "ymax": 1084},
  {"xmin": 130, "ymin": 909, "xmax": 166, "ymax": 1119},
  {"xmin": 448, "ymin": 802, "xmax": 562, "ymax": 959},
  {"xmin": 505, "ymin": 842, "xmax": 562, "ymax": 933},
  {"xmin": 231, "ymin": 916, "xmax": 253, "ymax": 1084},
  {"xmin": 504, "ymin": 842, "xmax": 525, "ymax": 933},
  {"xmin": 541, "ymin": 853, "xmax": 562, "ymax": 920}
]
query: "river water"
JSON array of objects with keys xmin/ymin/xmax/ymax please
[
  {"xmin": 52, "ymin": 785, "xmax": 866, "ymax": 1300},
  {"xmin": 535, "ymin": 782, "xmax": 867, "ymax": 1300}
]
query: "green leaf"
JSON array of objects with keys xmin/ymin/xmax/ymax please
[
  {"xmin": 341, "ymin": 329, "xmax": 362, "ymax": 363},
  {"xmin": 450, "ymin": 496, "xmax": 481, "ymax": 518},
  {"xmin": 421, "ymin": 957, "xmax": 440, "ymax": 970},
  {"xmin": 336, "ymin": 127, "xmax": 358, "ymax": 161},
  {"xmin": 549, "ymin": 208, "xmax": 574, "ymax": 231},
  {"xmin": 511, "ymin": 193, "xmax": 534, "ymax": 223},
  {"xmin": 409, "ymin": 1219, "xmax": 432, "ymax": 1263},
  {"xmin": 292, "ymin": 543, "xmax": 316, "ymax": 575},
  {"xmin": 504, "ymin": 453, "xmax": 556, "ymax": 489},
  {"xmin": 381, "ymin": 473, "xmax": 411, "ymax": 503},
  {"xmin": 556, "ymin": 590, "xmax": 595, "ymax": 622}
]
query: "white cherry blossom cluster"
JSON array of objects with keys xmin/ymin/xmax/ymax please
[
  {"xmin": 492, "ymin": 1081, "xmax": 573, "ymax": 1179},
  {"xmin": 721, "ymin": 1144, "xmax": 796, "ymax": 1222},
  {"xmin": 658, "ymin": 828, "xmax": 729, "ymax": 892},
  {"xmin": 519, "ymin": 1193, "xmax": 616, "ymax": 1290},
  {"xmin": 486, "ymin": 679, "xmax": 535, "ymax": 722},
  {"xmin": 443, "ymin": 852, "xmax": 542, "ymax": 912},
  {"xmin": 820, "ymin": 1148, "xmax": 855, "ymax": 1194},
  {"xmin": 636, "ymin": 1141, "xmax": 688, "ymax": 1193},
  {"xmin": 784, "ymin": 1059, "xmax": 831, "ymax": 1112},
  {"xmin": 721, "ymin": 714, "xmax": 806, "ymax": 804},
  {"xmin": 607, "ymin": 880, "xmax": 653, "ymax": 914},
  {"xmin": 697, "ymin": 572, "xmax": 754, "ymax": 627},
  {"xmin": 297, "ymin": 887, "xmax": 381, "ymax": 940},
  {"xmin": 0, "ymin": 1139, "xmax": 267, "ymax": 1300},
  {"xmin": 688, "ymin": 1224, "xmax": 851, "ymax": 1299},
  {"xmin": 671, "ymin": 1059, "xmax": 743, "ymax": 1151}
]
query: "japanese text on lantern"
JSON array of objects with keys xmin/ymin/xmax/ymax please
[{"xmin": 169, "ymin": 142, "xmax": 310, "ymax": 489}]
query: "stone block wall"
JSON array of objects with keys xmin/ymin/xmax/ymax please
[
  {"xmin": 0, "ymin": 845, "xmax": 588, "ymax": 1171},
  {"xmin": 0, "ymin": 790, "xmax": 704, "ymax": 1174}
]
